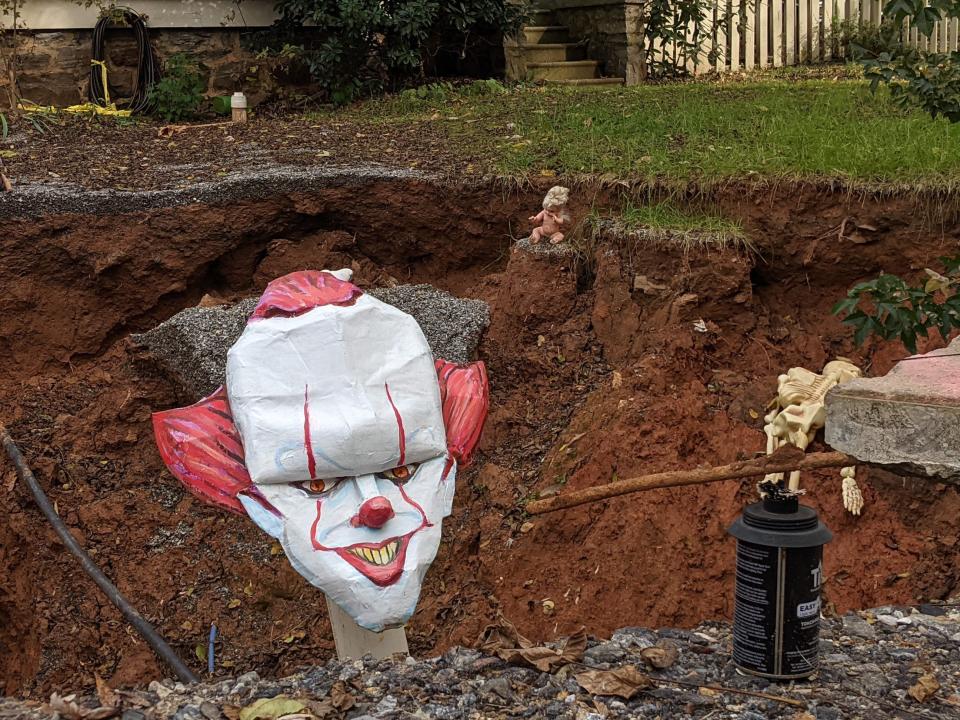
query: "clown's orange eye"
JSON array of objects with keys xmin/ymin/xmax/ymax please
[
  {"xmin": 295, "ymin": 478, "xmax": 342, "ymax": 495},
  {"xmin": 378, "ymin": 464, "xmax": 419, "ymax": 483}
]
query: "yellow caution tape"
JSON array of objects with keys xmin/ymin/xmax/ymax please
[
  {"xmin": 91, "ymin": 59, "xmax": 111, "ymax": 105},
  {"xmin": 19, "ymin": 58, "xmax": 132, "ymax": 118}
]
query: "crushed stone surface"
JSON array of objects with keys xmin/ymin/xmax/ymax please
[
  {"xmin": 0, "ymin": 164, "xmax": 431, "ymax": 219},
  {"xmin": 132, "ymin": 298, "xmax": 258, "ymax": 399},
  {"xmin": 135, "ymin": 286, "xmax": 489, "ymax": 399},
  {"xmin": 513, "ymin": 236, "xmax": 576, "ymax": 258},
  {"xmin": 3, "ymin": 609, "xmax": 959, "ymax": 719}
]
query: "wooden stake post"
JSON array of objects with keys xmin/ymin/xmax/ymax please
[{"xmin": 326, "ymin": 596, "xmax": 409, "ymax": 661}]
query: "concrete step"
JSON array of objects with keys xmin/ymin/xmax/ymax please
[
  {"xmin": 522, "ymin": 25, "xmax": 571, "ymax": 44},
  {"xmin": 515, "ymin": 42, "xmax": 587, "ymax": 64},
  {"xmin": 546, "ymin": 77, "xmax": 626, "ymax": 86},
  {"xmin": 527, "ymin": 60, "xmax": 600, "ymax": 81}
]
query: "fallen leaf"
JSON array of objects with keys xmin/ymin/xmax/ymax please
[
  {"xmin": 478, "ymin": 612, "xmax": 586, "ymax": 672},
  {"xmin": 195, "ymin": 643, "xmax": 208, "ymax": 662},
  {"xmin": 640, "ymin": 640, "xmax": 679, "ymax": 669},
  {"xmin": 180, "ymin": 621, "xmax": 193, "ymax": 631},
  {"xmin": 228, "ymin": 598, "xmax": 242, "ymax": 609},
  {"xmin": 0, "ymin": 149, "xmax": 16, "ymax": 158},
  {"xmin": 611, "ymin": 371, "xmax": 623, "ymax": 389},
  {"xmin": 282, "ymin": 630, "xmax": 306, "ymax": 643},
  {"xmin": 520, "ymin": 521, "xmax": 534, "ymax": 533},
  {"xmin": 908, "ymin": 673, "xmax": 940, "ymax": 702},
  {"xmin": 539, "ymin": 169, "xmax": 556, "ymax": 177},
  {"xmin": 329, "ymin": 682, "xmax": 355, "ymax": 711},
  {"xmin": 575, "ymin": 665, "xmax": 652, "ymax": 699},
  {"xmin": 698, "ymin": 687, "xmax": 718, "ymax": 697},
  {"xmin": 239, "ymin": 696, "xmax": 308, "ymax": 720},
  {"xmin": 270, "ymin": 543, "xmax": 283, "ymax": 556},
  {"xmin": 542, "ymin": 599, "xmax": 555, "ymax": 615},
  {"xmin": 48, "ymin": 694, "xmax": 118, "ymax": 720},
  {"xmin": 94, "ymin": 675, "xmax": 118, "ymax": 708}
]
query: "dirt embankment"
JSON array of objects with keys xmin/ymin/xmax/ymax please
[{"xmin": 1, "ymin": 178, "xmax": 959, "ymax": 698}]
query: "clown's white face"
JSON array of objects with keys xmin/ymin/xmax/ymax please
[
  {"xmin": 243, "ymin": 456, "xmax": 454, "ymax": 630},
  {"xmin": 154, "ymin": 271, "xmax": 488, "ymax": 634}
]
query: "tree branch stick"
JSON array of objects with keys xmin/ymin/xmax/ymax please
[{"xmin": 525, "ymin": 447, "xmax": 857, "ymax": 515}]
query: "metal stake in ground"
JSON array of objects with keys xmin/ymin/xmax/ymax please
[
  {"xmin": 0, "ymin": 425, "xmax": 199, "ymax": 684},
  {"xmin": 524, "ymin": 447, "xmax": 857, "ymax": 515}
]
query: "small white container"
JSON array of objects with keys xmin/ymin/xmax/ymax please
[{"xmin": 231, "ymin": 92, "xmax": 248, "ymax": 124}]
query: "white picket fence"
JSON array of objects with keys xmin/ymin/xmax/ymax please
[{"xmin": 650, "ymin": 0, "xmax": 960, "ymax": 74}]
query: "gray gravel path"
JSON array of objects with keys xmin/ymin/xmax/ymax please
[{"xmin": 4, "ymin": 607, "xmax": 959, "ymax": 719}]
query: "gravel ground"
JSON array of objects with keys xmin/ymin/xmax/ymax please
[
  {"xmin": 0, "ymin": 164, "xmax": 431, "ymax": 219},
  {"xmin": 3, "ymin": 607, "xmax": 958, "ymax": 719},
  {"xmin": 135, "ymin": 286, "xmax": 489, "ymax": 398}
]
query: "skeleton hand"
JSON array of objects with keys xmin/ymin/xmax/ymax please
[{"xmin": 841, "ymin": 467, "xmax": 863, "ymax": 516}]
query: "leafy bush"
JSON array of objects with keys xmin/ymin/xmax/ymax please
[
  {"xmin": 859, "ymin": 1, "xmax": 960, "ymax": 122},
  {"xmin": 643, "ymin": 0, "xmax": 722, "ymax": 79},
  {"xmin": 828, "ymin": 17, "xmax": 904, "ymax": 59},
  {"xmin": 832, "ymin": 256, "xmax": 960, "ymax": 353},
  {"xmin": 269, "ymin": 0, "xmax": 525, "ymax": 102},
  {"xmin": 863, "ymin": 50, "xmax": 960, "ymax": 122},
  {"xmin": 148, "ymin": 53, "xmax": 204, "ymax": 122}
]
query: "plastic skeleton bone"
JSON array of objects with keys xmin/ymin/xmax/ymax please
[{"xmin": 762, "ymin": 359, "xmax": 864, "ymax": 515}]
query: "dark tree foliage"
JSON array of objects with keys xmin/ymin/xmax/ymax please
[{"xmin": 270, "ymin": 0, "xmax": 525, "ymax": 102}]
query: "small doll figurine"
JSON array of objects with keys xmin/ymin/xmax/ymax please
[{"xmin": 529, "ymin": 186, "xmax": 571, "ymax": 244}]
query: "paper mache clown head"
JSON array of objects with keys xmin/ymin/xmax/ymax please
[{"xmin": 152, "ymin": 270, "xmax": 489, "ymax": 631}]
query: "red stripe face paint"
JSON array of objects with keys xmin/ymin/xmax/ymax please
[
  {"xmin": 304, "ymin": 385, "xmax": 317, "ymax": 480},
  {"xmin": 384, "ymin": 383, "xmax": 406, "ymax": 466}
]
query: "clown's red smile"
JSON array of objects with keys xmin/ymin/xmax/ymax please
[{"xmin": 334, "ymin": 532, "xmax": 415, "ymax": 586}]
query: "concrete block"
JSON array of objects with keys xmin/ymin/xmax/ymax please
[{"xmin": 825, "ymin": 338, "xmax": 960, "ymax": 482}]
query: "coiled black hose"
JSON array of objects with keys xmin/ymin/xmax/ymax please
[
  {"xmin": 89, "ymin": 8, "xmax": 160, "ymax": 113},
  {"xmin": 0, "ymin": 425, "xmax": 198, "ymax": 684}
]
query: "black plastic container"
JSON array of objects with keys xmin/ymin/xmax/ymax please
[{"xmin": 728, "ymin": 495, "xmax": 832, "ymax": 680}]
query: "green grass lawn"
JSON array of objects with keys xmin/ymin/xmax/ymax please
[{"xmin": 335, "ymin": 75, "xmax": 960, "ymax": 188}]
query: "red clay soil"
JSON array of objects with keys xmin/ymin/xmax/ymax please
[{"xmin": 2, "ymin": 179, "xmax": 960, "ymax": 698}]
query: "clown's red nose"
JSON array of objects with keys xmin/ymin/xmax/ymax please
[{"xmin": 356, "ymin": 496, "xmax": 395, "ymax": 528}]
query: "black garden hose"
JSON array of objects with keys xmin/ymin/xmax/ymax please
[
  {"xmin": 89, "ymin": 8, "xmax": 160, "ymax": 113},
  {"xmin": 0, "ymin": 425, "xmax": 198, "ymax": 684}
]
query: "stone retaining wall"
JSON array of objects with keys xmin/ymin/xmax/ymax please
[{"xmin": 0, "ymin": 28, "xmax": 275, "ymax": 108}]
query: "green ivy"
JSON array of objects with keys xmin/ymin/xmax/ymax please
[{"xmin": 832, "ymin": 256, "xmax": 960, "ymax": 353}]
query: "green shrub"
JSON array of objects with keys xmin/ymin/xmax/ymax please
[
  {"xmin": 149, "ymin": 53, "xmax": 205, "ymax": 122},
  {"xmin": 858, "ymin": 0, "xmax": 960, "ymax": 123},
  {"xmin": 828, "ymin": 18, "xmax": 904, "ymax": 60},
  {"xmin": 269, "ymin": 0, "xmax": 526, "ymax": 103},
  {"xmin": 832, "ymin": 256, "xmax": 960, "ymax": 353}
]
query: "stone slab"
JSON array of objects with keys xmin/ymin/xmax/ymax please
[{"xmin": 825, "ymin": 337, "xmax": 960, "ymax": 482}]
